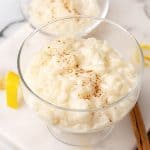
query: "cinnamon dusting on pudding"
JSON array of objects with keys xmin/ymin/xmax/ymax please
[
  {"xmin": 28, "ymin": 0, "xmax": 100, "ymax": 33},
  {"xmin": 77, "ymin": 69, "xmax": 102, "ymax": 100},
  {"xmin": 25, "ymin": 37, "xmax": 137, "ymax": 132},
  {"xmin": 62, "ymin": 0, "xmax": 72, "ymax": 13}
]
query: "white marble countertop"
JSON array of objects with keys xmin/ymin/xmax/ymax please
[
  {"xmin": 0, "ymin": 0, "xmax": 150, "ymax": 150},
  {"xmin": 0, "ymin": 0, "xmax": 24, "ymax": 42}
]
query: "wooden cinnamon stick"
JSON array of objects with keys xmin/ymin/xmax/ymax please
[{"xmin": 130, "ymin": 103, "xmax": 150, "ymax": 150}]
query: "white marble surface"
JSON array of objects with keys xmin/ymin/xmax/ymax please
[
  {"xmin": 108, "ymin": 0, "xmax": 150, "ymax": 43},
  {"xmin": 0, "ymin": 0, "xmax": 24, "ymax": 42},
  {"xmin": 0, "ymin": 0, "xmax": 22, "ymax": 28},
  {"xmin": 0, "ymin": 0, "xmax": 150, "ymax": 150}
]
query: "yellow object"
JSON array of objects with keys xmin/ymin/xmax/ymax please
[
  {"xmin": 145, "ymin": 59, "xmax": 150, "ymax": 67},
  {"xmin": 132, "ymin": 43, "xmax": 150, "ymax": 67},
  {"xmin": 0, "ymin": 78, "xmax": 5, "ymax": 90},
  {"xmin": 140, "ymin": 43, "xmax": 150, "ymax": 50},
  {"xmin": 144, "ymin": 55, "xmax": 150, "ymax": 61},
  {"xmin": 5, "ymin": 71, "xmax": 19, "ymax": 109},
  {"xmin": 139, "ymin": 43, "xmax": 150, "ymax": 67}
]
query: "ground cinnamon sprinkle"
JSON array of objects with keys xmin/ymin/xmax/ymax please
[
  {"xmin": 77, "ymin": 70, "xmax": 102, "ymax": 100},
  {"xmin": 62, "ymin": 0, "xmax": 72, "ymax": 13},
  {"xmin": 73, "ymin": 8, "xmax": 80, "ymax": 15},
  {"xmin": 49, "ymin": 40, "xmax": 102, "ymax": 100}
]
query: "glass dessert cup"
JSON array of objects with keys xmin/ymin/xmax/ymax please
[
  {"xmin": 17, "ymin": 17, "xmax": 144, "ymax": 146},
  {"xmin": 19, "ymin": 0, "xmax": 109, "ymax": 35}
]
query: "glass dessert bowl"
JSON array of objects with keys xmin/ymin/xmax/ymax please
[
  {"xmin": 17, "ymin": 17, "xmax": 144, "ymax": 146},
  {"xmin": 20, "ymin": 0, "xmax": 109, "ymax": 35}
]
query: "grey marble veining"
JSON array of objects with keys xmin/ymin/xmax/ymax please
[{"xmin": 0, "ymin": 0, "xmax": 24, "ymax": 40}]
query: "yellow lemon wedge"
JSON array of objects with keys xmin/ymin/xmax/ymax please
[
  {"xmin": 0, "ymin": 77, "xmax": 5, "ymax": 90},
  {"xmin": 140, "ymin": 44, "xmax": 150, "ymax": 67},
  {"xmin": 145, "ymin": 59, "xmax": 150, "ymax": 67},
  {"xmin": 144, "ymin": 55, "xmax": 150, "ymax": 61},
  {"xmin": 5, "ymin": 71, "xmax": 20, "ymax": 109},
  {"xmin": 140, "ymin": 43, "xmax": 150, "ymax": 50}
]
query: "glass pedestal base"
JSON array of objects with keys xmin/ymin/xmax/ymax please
[{"xmin": 47, "ymin": 125, "xmax": 113, "ymax": 146}]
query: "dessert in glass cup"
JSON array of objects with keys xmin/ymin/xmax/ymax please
[
  {"xmin": 17, "ymin": 17, "xmax": 144, "ymax": 146},
  {"xmin": 20, "ymin": 0, "xmax": 109, "ymax": 34}
]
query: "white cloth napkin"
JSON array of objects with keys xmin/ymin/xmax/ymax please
[{"xmin": 0, "ymin": 23, "xmax": 149, "ymax": 150}]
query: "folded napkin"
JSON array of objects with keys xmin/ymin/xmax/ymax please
[{"xmin": 0, "ymin": 23, "xmax": 149, "ymax": 150}]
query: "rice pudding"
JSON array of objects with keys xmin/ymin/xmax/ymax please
[
  {"xmin": 28, "ymin": 0, "xmax": 100, "ymax": 34},
  {"xmin": 24, "ymin": 37, "xmax": 137, "ymax": 132}
]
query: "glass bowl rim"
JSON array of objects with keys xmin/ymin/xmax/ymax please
[
  {"xmin": 19, "ymin": 0, "xmax": 110, "ymax": 30},
  {"xmin": 17, "ymin": 16, "xmax": 144, "ymax": 112}
]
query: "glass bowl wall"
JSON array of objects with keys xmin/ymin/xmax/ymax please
[{"xmin": 17, "ymin": 17, "xmax": 144, "ymax": 146}]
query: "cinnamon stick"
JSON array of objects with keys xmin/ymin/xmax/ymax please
[{"xmin": 130, "ymin": 103, "xmax": 150, "ymax": 150}]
